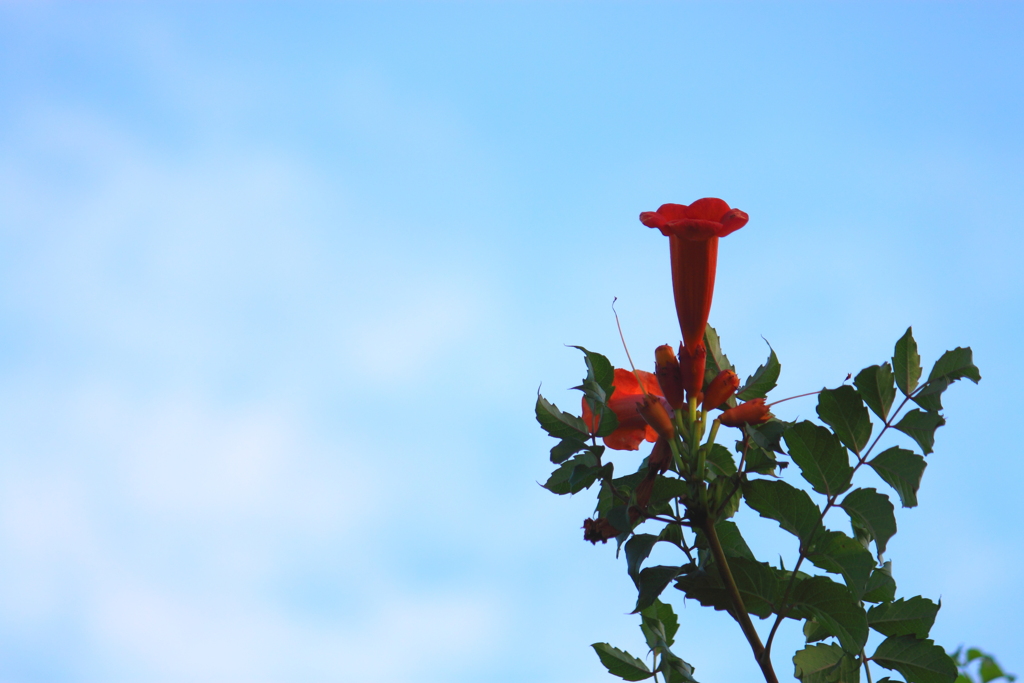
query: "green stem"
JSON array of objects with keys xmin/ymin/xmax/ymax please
[{"xmin": 703, "ymin": 518, "xmax": 779, "ymax": 683}]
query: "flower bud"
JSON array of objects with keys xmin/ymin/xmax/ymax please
[
  {"xmin": 719, "ymin": 398, "xmax": 773, "ymax": 428},
  {"xmin": 637, "ymin": 395, "xmax": 675, "ymax": 441},
  {"xmin": 702, "ymin": 369, "xmax": 740, "ymax": 411},
  {"xmin": 678, "ymin": 343, "xmax": 707, "ymax": 399},
  {"xmin": 654, "ymin": 345, "xmax": 685, "ymax": 409},
  {"xmin": 582, "ymin": 517, "xmax": 619, "ymax": 544},
  {"xmin": 635, "ymin": 476, "xmax": 654, "ymax": 510},
  {"xmin": 647, "ymin": 437, "xmax": 672, "ymax": 475}
]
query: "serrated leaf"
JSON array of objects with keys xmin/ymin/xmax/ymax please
[
  {"xmin": 640, "ymin": 599, "xmax": 680, "ymax": 647},
  {"xmin": 911, "ymin": 377, "xmax": 948, "ymax": 412},
  {"xmin": 743, "ymin": 479, "xmax": 822, "ymax": 545},
  {"xmin": 872, "ymin": 636, "xmax": 958, "ymax": 683},
  {"xmin": 870, "ymin": 448, "xmax": 927, "ymax": 508},
  {"xmin": 633, "ymin": 565, "xmax": 681, "ymax": 613},
  {"xmin": 784, "ymin": 421, "xmax": 854, "ymax": 496},
  {"xmin": 927, "ymin": 347, "xmax": 981, "ymax": 385},
  {"xmin": 863, "ymin": 562, "xmax": 897, "ymax": 603},
  {"xmin": 705, "ymin": 443, "xmax": 738, "ymax": 480},
  {"xmin": 894, "ymin": 328, "xmax": 923, "ymax": 396},
  {"xmin": 746, "ymin": 419, "xmax": 788, "ymax": 453},
  {"xmin": 649, "ymin": 476, "xmax": 690, "ymax": 508},
  {"xmin": 674, "ymin": 557, "xmax": 782, "ymax": 619},
  {"xmin": 536, "ymin": 395, "xmax": 590, "ymax": 441},
  {"xmin": 793, "ymin": 642, "xmax": 861, "ymax": 683},
  {"xmin": 856, "ymin": 363, "xmax": 897, "ymax": 421},
  {"xmin": 543, "ymin": 451, "xmax": 601, "ymax": 494},
  {"xmin": 745, "ymin": 445, "xmax": 781, "ymax": 475},
  {"xmin": 593, "ymin": 403, "xmax": 622, "ymax": 438},
  {"xmin": 788, "ymin": 576, "xmax": 869, "ymax": 653},
  {"xmin": 591, "ymin": 643, "xmax": 655, "ymax": 681},
  {"xmin": 841, "ymin": 488, "xmax": 897, "ymax": 559},
  {"xmin": 550, "ymin": 437, "xmax": 591, "ymax": 464},
  {"xmin": 894, "ymin": 410, "xmax": 945, "ymax": 455},
  {"xmin": 817, "ymin": 386, "xmax": 873, "ymax": 454},
  {"xmin": 571, "ymin": 345, "xmax": 616, "ymax": 395},
  {"xmin": 807, "ymin": 530, "xmax": 876, "ymax": 600},
  {"xmin": 658, "ymin": 651, "xmax": 699, "ymax": 683},
  {"xmin": 737, "ymin": 343, "xmax": 781, "ymax": 400},
  {"xmin": 694, "ymin": 520, "xmax": 756, "ymax": 562},
  {"xmin": 625, "ymin": 534, "xmax": 660, "ymax": 584},
  {"xmin": 868, "ymin": 597, "xmax": 939, "ymax": 639},
  {"xmin": 803, "ymin": 618, "xmax": 833, "ymax": 644}
]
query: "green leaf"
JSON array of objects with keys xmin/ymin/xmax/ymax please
[
  {"xmin": 807, "ymin": 530, "xmax": 876, "ymax": 600},
  {"xmin": 543, "ymin": 451, "xmax": 601, "ymax": 494},
  {"xmin": 872, "ymin": 636, "xmax": 958, "ymax": 683},
  {"xmin": 625, "ymin": 534, "xmax": 660, "ymax": 584},
  {"xmin": 793, "ymin": 642, "xmax": 861, "ymax": 683},
  {"xmin": 675, "ymin": 557, "xmax": 783, "ymax": 619},
  {"xmin": 927, "ymin": 347, "xmax": 981, "ymax": 385},
  {"xmin": 870, "ymin": 447, "xmax": 927, "ymax": 508},
  {"xmin": 867, "ymin": 597, "xmax": 940, "ymax": 639},
  {"xmin": 911, "ymin": 348, "xmax": 978, "ymax": 413},
  {"xmin": 894, "ymin": 328, "xmax": 923, "ymax": 396},
  {"xmin": 570, "ymin": 345, "xmax": 616, "ymax": 396},
  {"xmin": 591, "ymin": 643, "xmax": 655, "ymax": 681},
  {"xmin": 593, "ymin": 404, "xmax": 622, "ymax": 438},
  {"xmin": 784, "ymin": 421, "xmax": 854, "ymax": 496},
  {"xmin": 640, "ymin": 599, "xmax": 679, "ymax": 647},
  {"xmin": 649, "ymin": 476, "xmax": 690, "ymax": 509},
  {"xmin": 856, "ymin": 363, "xmax": 897, "ymax": 421},
  {"xmin": 743, "ymin": 479, "xmax": 822, "ymax": 545},
  {"xmin": 803, "ymin": 618, "xmax": 833, "ymax": 644},
  {"xmin": 633, "ymin": 565, "xmax": 681, "ymax": 613},
  {"xmin": 737, "ymin": 343, "xmax": 781, "ymax": 400},
  {"xmin": 840, "ymin": 488, "xmax": 897, "ymax": 559},
  {"xmin": 704, "ymin": 325, "xmax": 736, "ymax": 406},
  {"xmin": 788, "ymin": 576, "xmax": 869, "ymax": 653},
  {"xmin": 694, "ymin": 520, "xmax": 756, "ymax": 562},
  {"xmin": 550, "ymin": 437, "xmax": 591, "ymax": 464},
  {"xmin": 659, "ymin": 522, "xmax": 684, "ymax": 546},
  {"xmin": 705, "ymin": 443, "xmax": 738, "ymax": 480},
  {"xmin": 863, "ymin": 562, "xmax": 897, "ymax": 603},
  {"xmin": 536, "ymin": 395, "xmax": 590, "ymax": 441},
  {"xmin": 893, "ymin": 410, "xmax": 945, "ymax": 455},
  {"xmin": 817, "ymin": 386, "xmax": 873, "ymax": 454},
  {"xmin": 658, "ymin": 651, "xmax": 698, "ymax": 683},
  {"xmin": 747, "ymin": 420, "xmax": 788, "ymax": 453},
  {"xmin": 745, "ymin": 445, "xmax": 781, "ymax": 475}
]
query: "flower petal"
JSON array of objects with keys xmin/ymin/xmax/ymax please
[
  {"xmin": 684, "ymin": 197, "xmax": 732, "ymax": 221},
  {"xmin": 604, "ymin": 427, "xmax": 648, "ymax": 451},
  {"xmin": 719, "ymin": 209, "xmax": 749, "ymax": 236}
]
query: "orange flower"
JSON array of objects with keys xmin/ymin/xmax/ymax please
[
  {"xmin": 719, "ymin": 398, "xmax": 773, "ymax": 427},
  {"xmin": 640, "ymin": 198, "xmax": 748, "ymax": 355},
  {"xmin": 703, "ymin": 369, "xmax": 740, "ymax": 411},
  {"xmin": 678, "ymin": 343, "xmax": 707, "ymax": 399},
  {"xmin": 654, "ymin": 345, "xmax": 685, "ymax": 409},
  {"xmin": 582, "ymin": 367, "xmax": 671, "ymax": 451}
]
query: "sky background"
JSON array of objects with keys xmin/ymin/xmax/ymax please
[{"xmin": 1, "ymin": 2, "xmax": 1022, "ymax": 682}]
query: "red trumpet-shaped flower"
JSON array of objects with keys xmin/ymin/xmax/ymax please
[
  {"xmin": 582, "ymin": 368, "xmax": 672, "ymax": 451},
  {"xmin": 719, "ymin": 398, "xmax": 773, "ymax": 428},
  {"xmin": 640, "ymin": 198, "xmax": 748, "ymax": 355}
]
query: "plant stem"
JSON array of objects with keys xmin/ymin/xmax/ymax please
[{"xmin": 702, "ymin": 518, "xmax": 779, "ymax": 683}]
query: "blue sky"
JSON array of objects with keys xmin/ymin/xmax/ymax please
[{"xmin": 1, "ymin": 2, "xmax": 1022, "ymax": 681}]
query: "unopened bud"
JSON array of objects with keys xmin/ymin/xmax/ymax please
[
  {"xmin": 678, "ymin": 343, "xmax": 707, "ymax": 399},
  {"xmin": 719, "ymin": 398, "xmax": 773, "ymax": 428},
  {"xmin": 635, "ymin": 476, "xmax": 654, "ymax": 510},
  {"xmin": 703, "ymin": 369, "xmax": 740, "ymax": 411},
  {"xmin": 583, "ymin": 517, "xmax": 619, "ymax": 544},
  {"xmin": 637, "ymin": 395, "xmax": 675, "ymax": 441},
  {"xmin": 655, "ymin": 345, "xmax": 685, "ymax": 409},
  {"xmin": 648, "ymin": 437, "xmax": 672, "ymax": 475}
]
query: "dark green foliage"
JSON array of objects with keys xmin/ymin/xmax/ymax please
[
  {"xmin": 788, "ymin": 576, "xmax": 869, "ymax": 653},
  {"xmin": 785, "ymin": 421, "xmax": 853, "ymax": 496},
  {"xmin": 539, "ymin": 329, "xmax": 981, "ymax": 683},
  {"xmin": 855, "ymin": 363, "xmax": 897, "ymax": 421},
  {"xmin": 737, "ymin": 343, "xmax": 781, "ymax": 400},
  {"xmin": 893, "ymin": 328, "xmax": 923, "ymax": 396},
  {"xmin": 894, "ymin": 410, "xmax": 945, "ymax": 455},
  {"xmin": 591, "ymin": 643, "xmax": 653, "ymax": 681},
  {"xmin": 840, "ymin": 488, "xmax": 897, "ymax": 559},
  {"xmin": 743, "ymin": 479, "xmax": 822, "ymax": 545},
  {"xmin": 952, "ymin": 647, "xmax": 1017, "ymax": 683},
  {"xmin": 870, "ymin": 447, "xmax": 927, "ymax": 508},
  {"xmin": 793, "ymin": 643, "xmax": 861, "ymax": 683},
  {"xmin": 872, "ymin": 636, "xmax": 958, "ymax": 683},
  {"xmin": 868, "ymin": 597, "xmax": 940, "ymax": 639},
  {"xmin": 817, "ymin": 386, "xmax": 873, "ymax": 454}
]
